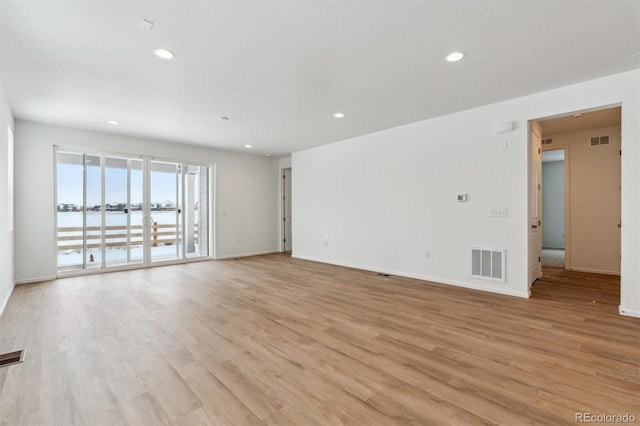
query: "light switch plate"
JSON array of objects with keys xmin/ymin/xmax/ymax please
[{"xmin": 490, "ymin": 208, "xmax": 508, "ymax": 217}]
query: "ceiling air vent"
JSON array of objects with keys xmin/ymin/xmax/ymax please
[{"xmin": 542, "ymin": 138, "xmax": 553, "ymax": 145}]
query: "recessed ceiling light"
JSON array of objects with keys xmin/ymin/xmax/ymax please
[
  {"xmin": 244, "ymin": 144, "xmax": 253, "ymax": 149},
  {"xmin": 219, "ymin": 116, "xmax": 230, "ymax": 121},
  {"xmin": 571, "ymin": 113, "xmax": 583, "ymax": 118},
  {"xmin": 154, "ymin": 48, "xmax": 174, "ymax": 60},
  {"xmin": 107, "ymin": 120, "xmax": 119, "ymax": 125},
  {"xmin": 446, "ymin": 52, "xmax": 465, "ymax": 62},
  {"xmin": 333, "ymin": 112, "xmax": 345, "ymax": 118}
]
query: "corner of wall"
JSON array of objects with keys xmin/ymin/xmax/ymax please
[
  {"xmin": 619, "ymin": 305, "xmax": 640, "ymax": 318},
  {"xmin": 0, "ymin": 72, "xmax": 16, "ymax": 316}
]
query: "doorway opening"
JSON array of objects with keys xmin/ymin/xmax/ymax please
[
  {"xmin": 541, "ymin": 148, "xmax": 566, "ymax": 268},
  {"xmin": 282, "ymin": 167, "xmax": 292, "ymax": 253},
  {"xmin": 529, "ymin": 106, "xmax": 621, "ymax": 307}
]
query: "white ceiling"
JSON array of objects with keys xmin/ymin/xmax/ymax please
[
  {"xmin": 0, "ymin": 1, "xmax": 638, "ymax": 156},
  {"xmin": 540, "ymin": 106, "xmax": 621, "ymax": 136}
]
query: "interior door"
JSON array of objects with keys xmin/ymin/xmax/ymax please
[{"xmin": 529, "ymin": 122, "xmax": 543, "ymax": 286}]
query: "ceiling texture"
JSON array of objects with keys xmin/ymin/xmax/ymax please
[{"xmin": 0, "ymin": 0, "xmax": 638, "ymax": 156}]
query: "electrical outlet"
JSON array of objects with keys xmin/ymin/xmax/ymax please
[{"xmin": 490, "ymin": 208, "xmax": 508, "ymax": 217}]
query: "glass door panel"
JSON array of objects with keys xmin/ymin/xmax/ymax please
[
  {"xmin": 150, "ymin": 160, "xmax": 181, "ymax": 262},
  {"xmin": 105, "ymin": 157, "xmax": 139, "ymax": 267},
  {"xmin": 84, "ymin": 154, "xmax": 102, "ymax": 269},
  {"xmin": 130, "ymin": 160, "xmax": 144, "ymax": 263},
  {"xmin": 185, "ymin": 164, "xmax": 208, "ymax": 258},
  {"xmin": 56, "ymin": 152, "xmax": 85, "ymax": 270}
]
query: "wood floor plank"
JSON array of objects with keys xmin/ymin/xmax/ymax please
[{"xmin": 0, "ymin": 254, "xmax": 638, "ymax": 425}]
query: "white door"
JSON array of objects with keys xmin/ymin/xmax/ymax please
[
  {"xmin": 283, "ymin": 168, "xmax": 292, "ymax": 252},
  {"xmin": 529, "ymin": 123, "xmax": 543, "ymax": 286}
]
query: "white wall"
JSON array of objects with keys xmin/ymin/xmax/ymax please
[
  {"xmin": 14, "ymin": 120, "xmax": 279, "ymax": 283},
  {"xmin": 544, "ymin": 126, "xmax": 621, "ymax": 274},
  {"xmin": 292, "ymin": 70, "xmax": 640, "ymax": 316},
  {"xmin": 0, "ymin": 71, "xmax": 15, "ymax": 315},
  {"xmin": 278, "ymin": 156, "xmax": 292, "ymax": 169},
  {"xmin": 542, "ymin": 160, "xmax": 565, "ymax": 249}
]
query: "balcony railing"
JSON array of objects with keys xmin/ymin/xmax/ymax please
[{"xmin": 57, "ymin": 223, "xmax": 197, "ymax": 251}]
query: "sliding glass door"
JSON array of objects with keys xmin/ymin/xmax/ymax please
[
  {"xmin": 149, "ymin": 160, "xmax": 182, "ymax": 263},
  {"xmin": 185, "ymin": 164, "xmax": 209, "ymax": 258},
  {"xmin": 56, "ymin": 148, "xmax": 210, "ymax": 273},
  {"xmin": 85, "ymin": 154, "xmax": 102, "ymax": 269},
  {"xmin": 103, "ymin": 156, "xmax": 145, "ymax": 267},
  {"xmin": 56, "ymin": 152, "xmax": 85, "ymax": 269}
]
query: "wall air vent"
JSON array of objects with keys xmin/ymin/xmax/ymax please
[
  {"xmin": 542, "ymin": 138, "xmax": 553, "ymax": 145},
  {"xmin": 0, "ymin": 349, "xmax": 25, "ymax": 368},
  {"xmin": 590, "ymin": 136, "xmax": 610, "ymax": 146},
  {"xmin": 470, "ymin": 247, "xmax": 506, "ymax": 282}
]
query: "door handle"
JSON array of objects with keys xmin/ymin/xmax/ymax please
[
  {"xmin": 531, "ymin": 225, "xmax": 538, "ymax": 229},
  {"xmin": 617, "ymin": 223, "xmax": 621, "ymax": 228}
]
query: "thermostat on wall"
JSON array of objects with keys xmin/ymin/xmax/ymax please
[{"xmin": 457, "ymin": 194, "xmax": 468, "ymax": 202}]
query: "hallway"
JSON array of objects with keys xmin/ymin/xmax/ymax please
[{"xmin": 533, "ymin": 266, "xmax": 620, "ymax": 315}]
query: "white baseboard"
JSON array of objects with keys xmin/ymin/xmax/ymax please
[
  {"xmin": 0, "ymin": 283, "xmax": 16, "ymax": 317},
  {"xmin": 292, "ymin": 254, "xmax": 530, "ymax": 299},
  {"xmin": 568, "ymin": 266, "xmax": 620, "ymax": 276},
  {"xmin": 215, "ymin": 250, "xmax": 278, "ymax": 260},
  {"xmin": 15, "ymin": 275, "xmax": 56, "ymax": 285},
  {"xmin": 619, "ymin": 306, "xmax": 640, "ymax": 318}
]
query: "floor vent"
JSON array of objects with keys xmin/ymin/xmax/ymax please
[
  {"xmin": 0, "ymin": 350, "xmax": 25, "ymax": 368},
  {"xmin": 470, "ymin": 247, "xmax": 506, "ymax": 282}
]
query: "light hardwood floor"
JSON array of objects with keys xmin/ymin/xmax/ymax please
[{"xmin": 0, "ymin": 255, "xmax": 638, "ymax": 425}]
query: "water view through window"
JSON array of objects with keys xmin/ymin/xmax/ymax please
[{"xmin": 56, "ymin": 149, "xmax": 210, "ymax": 272}]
